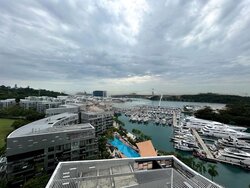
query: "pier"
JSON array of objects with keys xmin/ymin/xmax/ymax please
[
  {"xmin": 172, "ymin": 111, "xmax": 177, "ymax": 127},
  {"xmin": 192, "ymin": 129, "xmax": 250, "ymax": 170},
  {"xmin": 192, "ymin": 129, "xmax": 214, "ymax": 160}
]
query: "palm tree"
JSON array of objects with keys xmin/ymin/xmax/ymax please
[
  {"xmin": 208, "ymin": 164, "xmax": 218, "ymax": 181},
  {"xmin": 195, "ymin": 161, "xmax": 207, "ymax": 175}
]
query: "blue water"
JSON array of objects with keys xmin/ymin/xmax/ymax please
[{"xmin": 109, "ymin": 137, "xmax": 140, "ymax": 157}]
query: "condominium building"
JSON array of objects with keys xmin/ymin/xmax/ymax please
[
  {"xmin": 46, "ymin": 104, "xmax": 80, "ymax": 117},
  {"xmin": 6, "ymin": 113, "xmax": 98, "ymax": 185},
  {"xmin": 0, "ymin": 99, "xmax": 16, "ymax": 108},
  {"xmin": 46, "ymin": 156, "xmax": 222, "ymax": 188},
  {"xmin": 81, "ymin": 111, "xmax": 113, "ymax": 137},
  {"xmin": 93, "ymin": 90, "xmax": 107, "ymax": 97},
  {"xmin": 20, "ymin": 99, "xmax": 62, "ymax": 113}
]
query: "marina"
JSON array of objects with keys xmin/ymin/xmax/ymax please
[
  {"xmin": 122, "ymin": 105, "xmax": 181, "ymax": 125},
  {"xmin": 173, "ymin": 116, "xmax": 250, "ymax": 169},
  {"xmin": 115, "ymin": 100, "xmax": 250, "ymax": 188}
]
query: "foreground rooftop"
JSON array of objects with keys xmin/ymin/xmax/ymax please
[{"xmin": 46, "ymin": 156, "xmax": 222, "ymax": 188}]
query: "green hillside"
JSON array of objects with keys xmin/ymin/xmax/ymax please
[
  {"xmin": 150, "ymin": 93, "xmax": 250, "ymax": 104},
  {"xmin": 0, "ymin": 85, "xmax": 67, "ymax": 100}
]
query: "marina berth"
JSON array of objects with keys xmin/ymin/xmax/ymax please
[
  {"xmin": 215, "ymin": 137, "xmax": 250, "ymax": 151},
  {"xmin": 126, "ymin": 106, "xmax": 181, "ymax": 125},
  {"xmin": 217, "ymin": 148, "xmax": 250, "ymax": 162},
  {"xmin": 182, "ymin": 116, "xmax": 247, "ymax": 132},
  {"xmin": 174, "ymin": 141, "xmax": 194, "ymax": 151},
  {"xmin": 200, "ymin": 125, "xmax": 250, "ymax": 139}
]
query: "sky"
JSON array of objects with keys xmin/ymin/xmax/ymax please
[{"xmin": 0, "ymin": 0, "xmax": 250, "ymax": 95}]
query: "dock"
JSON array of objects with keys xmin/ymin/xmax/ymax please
[
  {"xmin": 172, "ymin": 111, "xmax": 177, "ymax": 127},
  {"xmin": 192, "ymin": 129, "xmax": 214, "ymax": 160},
  {"xmin": 192, "ymin": 129, "xmax": 250, "ymax": 170}
]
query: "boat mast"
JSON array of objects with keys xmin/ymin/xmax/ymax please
[{"xmin": 158, "ymin": 94, "xmax": 163, "ymax": 108}]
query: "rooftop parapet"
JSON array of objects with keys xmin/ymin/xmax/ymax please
[{"xmin": 46, "ymin": 156, "xmax": 223, "ymax": 188}]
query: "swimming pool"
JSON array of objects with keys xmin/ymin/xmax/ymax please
[{"xmin": 109, "ymin": 137, "xmax": 140, "ymax": 157}]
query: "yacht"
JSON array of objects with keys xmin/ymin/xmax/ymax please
[
  {"xmin": 182, "ymin": 116, "xmax": 247, "ymax": 132},
  {"xmin": 161, "ymin": 118, "xmax": 167, "ymax": 125},
  {"xmin": 174, "ymin": 129, "xmax": 191, "ymax": 136},
  {"xmin": 155, "ymin": 118, "xmax": 160, "ymax": 124},
  {"xmin": 143, "ymin": 117, "xmax": 149, "ymax": 124},
  {"xmin": 174, "ymin": 141, "xmax": 194, "ymax": 151},
  {"xmin": 172, "ymin": 134, "xmax": 194, "ymax": 141},
  {"xmin": 137, "ymin": 116, "xmax": 142, "ymax": 123},
  {"xmin": 129, "ymin": 115, "xmax": 138, "ymax": 122},
  {"xmin": 215, "ymin": 137, "xmax": 250, "ymax": 151},
  {"xmin": 200, "ymin": 125, "xmax": 250, "ymax": 139},
  {"xmin": 173, "ymin": 135, "xmax": 197, "ymax": 147},
  {"xmin": 218, "ymin": 148, "xmax": 250, "ymax": 162}
]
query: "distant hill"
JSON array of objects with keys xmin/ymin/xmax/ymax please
[
  {"xmin": 113, "ymin": 93, "xmax": 250, "ymax": 104},
  {"xmin": 163, "ymin": 93, "xmax": 250, "ymax": 104},
  {"xmin": 0, "ymin": 85, "xmax": 67, "ymax": 100}
]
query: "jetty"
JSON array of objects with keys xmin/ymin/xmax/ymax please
[
  {"xmin": 192, "ymin": 129, "xmax": 214, "ymax": 160},
  {"xmin": 192, "ymin": 129, "xmax": 250, "ymax": 170},
  {"xmin": 172, "ymin": 111, "xmax": 177, "ymax": 127}
]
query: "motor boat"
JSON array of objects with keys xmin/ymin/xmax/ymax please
[
  {"xmin": 215, "ymin": 137, "xmax": 250, "ymax": 151},
  {"xmin": 200, "ymin": 125, "xmax": 250, "ymax": 139}
]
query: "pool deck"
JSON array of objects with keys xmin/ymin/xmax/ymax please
[
  {"xmin": 136, "ymin": 140, "xmax": 157, "ymax": 157},
  {"xmin": 109, "ymin": 137, "xmax": 140, "ymax": 158}
]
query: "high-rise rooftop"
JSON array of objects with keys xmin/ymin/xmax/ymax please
[{"xmin": 46, "ymin": 156, "xmax": 222, "ymax": 188}]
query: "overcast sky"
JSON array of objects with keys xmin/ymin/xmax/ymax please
[{"xmin": 0, "ymin": 0, "xmax": 250, "ymax": 95}]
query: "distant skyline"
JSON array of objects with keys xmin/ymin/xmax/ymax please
[{"xmin": 0, "ymin": 0, "xmax": 250, "ymax": 95}]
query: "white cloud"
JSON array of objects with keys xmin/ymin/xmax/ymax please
[{"xmin": 0, "ymin": 0, "xmax": 250, "ymax": 95}]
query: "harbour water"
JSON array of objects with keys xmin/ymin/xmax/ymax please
[
  {"xmin": 115, "ymin": 99, "xmax": 250, "ymax": 188},
  {"xmin": 113, "ymin": 98, "xmax": 226, "ymax": 109}
]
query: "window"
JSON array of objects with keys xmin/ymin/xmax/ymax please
[
  {"xmin": 56, "ymin": 145, "xmax": 62, "ymax": 151},
  {"xmin": 64, "ymin": 143, "xmax": 71, "ymax": 150},
  {"xmin": 48, "ymin": 154, "xmax": 54, "ymax": 159},
  {"xmin": 48, "ymin": 147, "xmax": 54, "ymax": 152}
]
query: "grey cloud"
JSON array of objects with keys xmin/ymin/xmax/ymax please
[{"xmin": 0, "ymin": 0, "xmax": 250, "ymax": 94}]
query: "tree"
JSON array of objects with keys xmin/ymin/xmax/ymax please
[
  {"xmin": 15, "ymin": 97, "xmax": 20, "ymax": 104},
  {"xmin": 208, "ymin": 164, "xmax": 218, "ymax": 181},
  {"xmin": 23, "ymin": 174, "xmax": 50, "ymax": 188},
  {"xmin": 180, "ymin": 156, "xmax": 196, "ymax": 170},
  {"xmin": 195, "ymin": 161, "xmax": 207, "ymax": 175},
  {"xmin": 11, "ymin": 119, "xmax": 30, "ymax": 129},
  {"xmin": 0, "ymin": 179, "xmax": 8, "ymax": 188}
]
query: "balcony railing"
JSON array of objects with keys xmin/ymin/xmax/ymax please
[{"xmin": 46, "ymin": 155, "xmax": 222, "ymax": 188}]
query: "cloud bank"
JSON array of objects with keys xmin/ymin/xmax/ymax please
[{"xmin": 0, "ymin": 0, "xmax": 250, "ymax": 95}]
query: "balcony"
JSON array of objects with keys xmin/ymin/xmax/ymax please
[{"xmin": 46, "ymin": 156, "xmax": 222, "ymax": 188}]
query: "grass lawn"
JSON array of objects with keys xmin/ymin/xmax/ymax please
[{"xmin": 0, "ymin": 118, "xmax": 15, "ymax": 148}]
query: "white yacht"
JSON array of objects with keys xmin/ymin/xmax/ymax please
[
  {"xmin": 155, "ymin": 117, "xmax": 160, "ymax": 124},
  {"xmin": 201, "ymin": 125, "xmax": 250, "ymax": 139},
  {"xmin": 143, "ymin": 117, "xmax": 149, "ymax": 124},
  {"xmin": 215, "ymin": 137, "xmax": 250, "ymax": 151},
  {"xmin": 129, "ymin": 115, "xmax": 137, "ymax": 122},
  {"xmin": 161, "ymin": 118, "xmax": 167, "ymax": 125},
  {"xmin": 218, "ymin": 148, "xmax": 250, "ymax": 162},
  {"xmin": 174, "ymin": 141, "xmax": 194, "ymax": 152},
  {"xmin": 182, "ymin": 116, "xmax": 247, "ymax": 132},
  {"xmin": 174, "ymin": 129, "xmax": 191, "ymax": 136}
]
